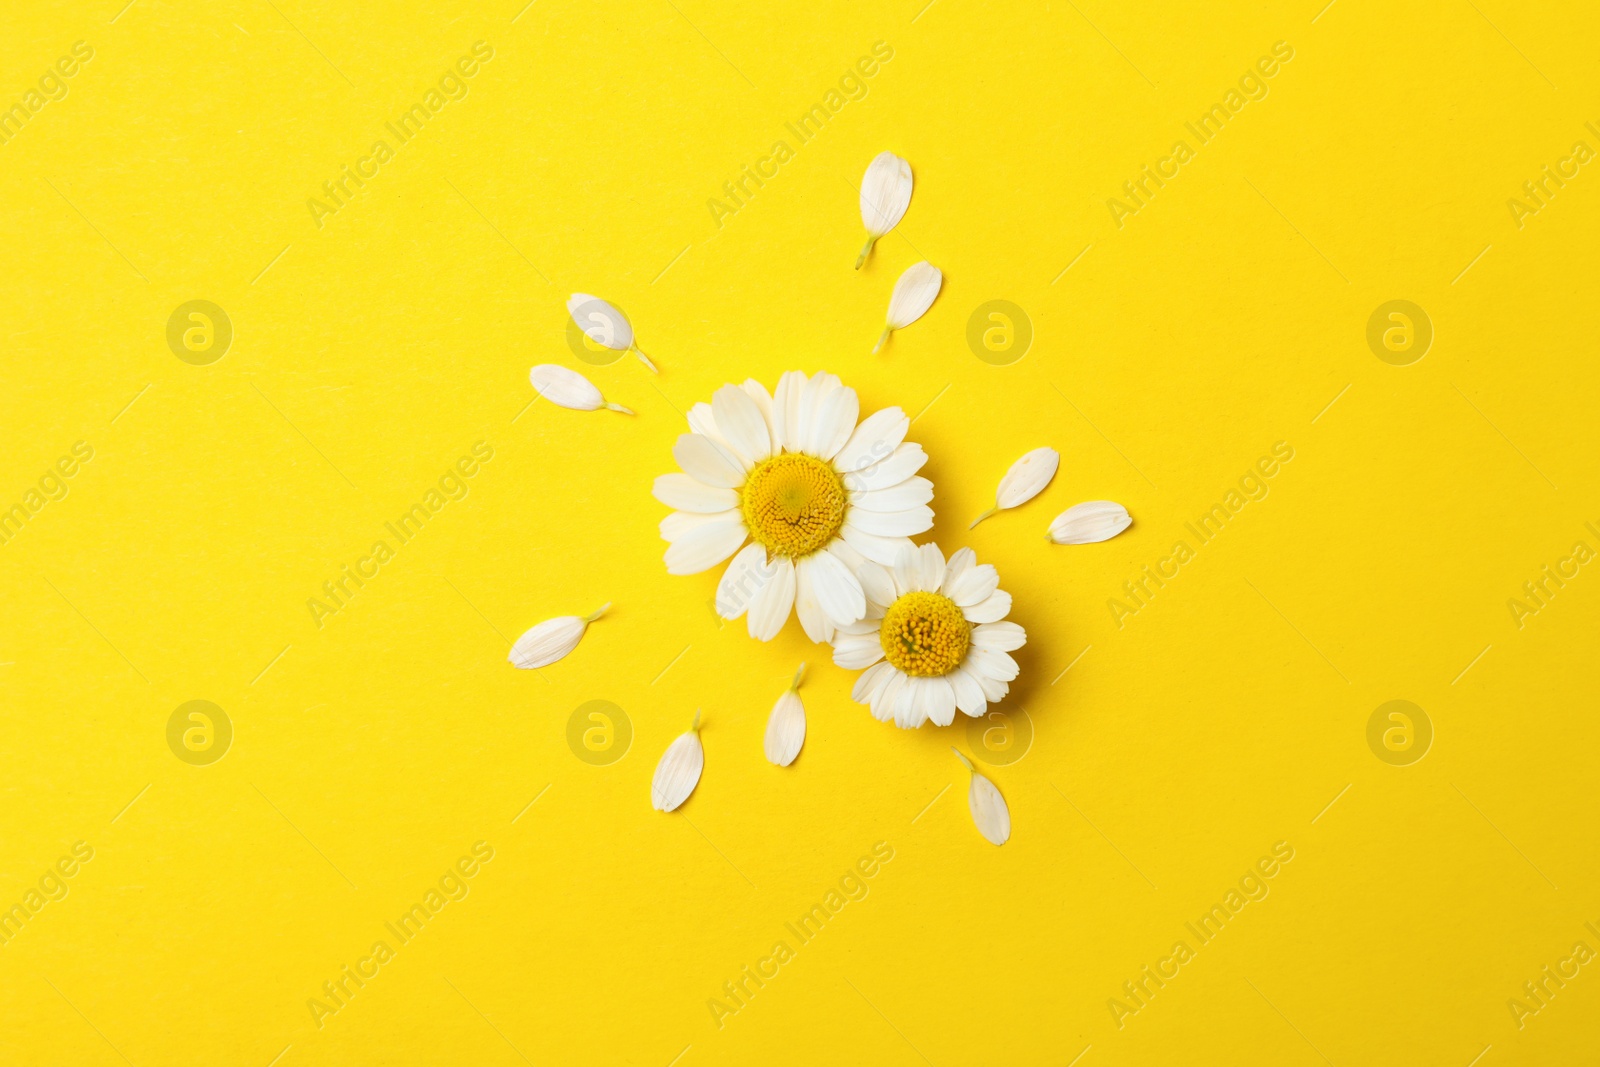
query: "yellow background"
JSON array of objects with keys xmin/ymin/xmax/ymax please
[{"xmin": 2, "ymin": 0, "xmax": 1598, "ymax": 1063}]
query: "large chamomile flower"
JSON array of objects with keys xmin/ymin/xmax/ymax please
[
  {"xmin": 654, "ymin": 371, "xmax": 934, "ymax": 643},
  {"xmin": 831, "ymin": 544, "xmax": 1025, "ymax": 729}
]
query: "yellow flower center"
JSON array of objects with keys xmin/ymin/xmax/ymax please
[
  {"xmin": 740, "ymin": 452, "xmax": 848, "ymax": 557},
  {"xmin": 880, "ymin": 591, "xmax": 971, "ymax": 677}
]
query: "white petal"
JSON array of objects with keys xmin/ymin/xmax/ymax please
[
  {"xmin": 712, "ymin": 384, "xmax": 772, "ymax": 465},
  {"xmin": 852, "ymin": 660, "xmax": 896, "ymax": 705},
  {"xmin": 971, "ymin": 669, "xmax": 1009, "ymax": 703},
  {"xmin": 963, "ymin": 589, "xmax": 1013, "ymax": 624},
  {"xmin": 651, "ymin": 725, "xmax": 703, "ymax": 812},
  {"xmin": 806, "ymin": 548, "xmax": 867, "ymax": 627},
  {"xmin": 1048, "ymin": 501, "xmax": 1133, "ymax": 544},
  {"xmin": 660, "ymin": 508, "xmax": 740, "ymax": 542},
  {"xmin": 653, "ymin": 473, "xmax": 738, "ymax": 513},
  {"xmin": 811, "ymin": 383, "xmax": 860, "ymax": 461},
  {"xmin": 686, "ymin": 402, "xmax": 722, "ymax": 443},
  {"xmin": 972, "ymin": 621, "xmax": 1026, "ymax": 652},
  {"xmin": 913, "ymin": 543, "xmax": 945, "ymax": 592},
  {"xmin": 996, "ymin": 447, "xmax": 1060, "ymax": 509},
  {"xmin": 967, "ymin": 647, "xmax": 1020, "ymax": 682},
  {"xmin": 947, "ymin": 563, "xmax": 998, "ymax": 607},
  {"xmin": 860, "ymin": 151, "xmax": 913, "ymax": 236},
  {"xmin": 889, "ymin": 543, "xmax": 919, "ymax": 596},
  {"xmin": 893, "ymin": 676, "xmax": 928, "ymax": 729},
  {"xmin": 849, "ymin": 477, "xmax": 933, "ymax": 512},
  {"xmin": 566, "ymin": 293, "xmax": 634, "ymax": 350},
  {"xmin": 664, "ymin": 514, "xmax": 747, "ymax": 575},
  {"xmin": 765, "ymin": 690, "xmax": 805, "ymax": 767},
  {"xmin": 967, "ymin": 770, "xmax": 1011, "ymax": 845},
  {"xmin": 924, "ymin": 675, "xmax": 957, "ymax": 727},
  {"xmin": 834, "ymin": 407, "xmax": 910, "ymax": 482},
  {"xmin": 747, "ymin": 556, "xmax": 796, "ymax": 641},
  {"xmin": 885, "ymin": 261, "xmax": 942, "ymax": 329},
  {"xmin": 950, "ymin": 668, "xmax": 987, "ymax": 717},
  {"xmin": 674, "ymin": 433, "xmax": 746, "ymax": 488},
  {"xmin": 797, "ymin": 372, "xmax": 842, "ymax": 456},
  {"xmin": 845, "ymin": 506, "xmax": 934, "ymax": 538},
  {"xmin": 832, "ymin": 633, "xmax": 885, "ymax": 670},
  {"xmin": 941, "ymin": 546, "xmax": 976, "ymax": 594},
  {"xmin": 773, "ymin": 370, "xmax": 808, "ymax": 453},
  {"xmin": 716, "ymin": 543, "xmax": 768, "ymax": 619},
  {"xmin": 530, "ymin": 364, "xmax": 609, "ymax": 412},
  {"xmin": 855, "ymin": 560, "xmax": 897, "ymax": 611},
  {"xmin": 741, "ymin": 379, "xmax": 776, "ymax": 442},
  {"xmin": 793, "ymin": 555, "xmax": 834, "ymax": 643},
  {"xmin": 839, "ymin": 525, "xmax": 914, "ymax": 566},
  {"xmin": 846, "ymin": 442, "xmax": 927, "ymax": 495},
  {"xmin": 827, "ymin": 538, "xmax": 866, "ymax": 577},
  {"xmin": 871, "ymin": 670, "xmax": 906, "ymax": 723},
  {"xmin": 508, "ymin": 615, "xmax": 587, "ymax": 669}
]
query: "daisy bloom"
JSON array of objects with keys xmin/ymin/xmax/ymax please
[
  {"xmin": 831, "ymin": 543, "xmax": 1025, "ymax": 729},
  {"xmin": 653, "ymin": 371, "xmax": 934, "ymax": 643}
]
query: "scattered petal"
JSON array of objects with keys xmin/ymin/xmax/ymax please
[
  {"xmin": 651, "ymin": 711, "xmax": 705, "ymax": 812},
  {"xmin": 972, "ymin": 447, "xmax": 1059, "ymax": 527},
  {"xmin": 567, "ymin": 293, "xmax": 657, "ymax": 372},
  {"xmin": 764, "ymin": 664, "xmax": 807, "ymax": 766},
  {"xmin": 856, "ymin": 151, "xmax": 913, "ymax": 268},
  {"xmin": 874, "ymin": 261, "xmax": 942, "ymax": 354},
  {"xmin": 1048, "ymin": 501, "xmax": 1132, "ymax": 544},
  {"xmin": 954, "ymin": 748, "xmax": 1010, "ymax": 845},
  {"xmin": 508, "ymin": 604, "xmax": 608, "ymax": 669},
  {"xmin": 530, "ymin": 364, "xmax": 632, "ymax": 414}
]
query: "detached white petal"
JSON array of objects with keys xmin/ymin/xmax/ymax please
[
  {"xmin": 651, "ymin": 711, "xmax": 704, "ymax": 812},
  {"xmin": 566, "ymin": 292, "xmax": 657, "ymax": 372},
  {"xmin": 972, "ymin": 447, "xmax": 1060, "ymax": 528},
  {"xmin": 856, "ymin": 151, "xmax": 913, "ymax": 269},
  {"xmin": 1048, "ymin": 501, "xmax": 1132, "ymax": 544},
  {"xmin": 954, "ymin": 748, "xmax": 1010, "ymax": 846},
  {"xmin": 508, "ymin": 604, "xmax": 608, "ymax": 669},
  {"xmin": 530, "ymin": 364, "xmax": 632, "ymax": 414},
  {"xmin": 873, "ymin": 262, "xmax": 941, "ymax": 354},
  {"xmin": 764, "ymin": 664, "xmax": 807, "ymax": 767}
]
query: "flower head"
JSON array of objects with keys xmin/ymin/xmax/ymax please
[
  {"xmin": 831, "ymin": 543, "xmax": 1024, "ymax": 728},
  {"xmin": 654, "ymin": 372, "xmax": 933, "ymax": 642}
]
